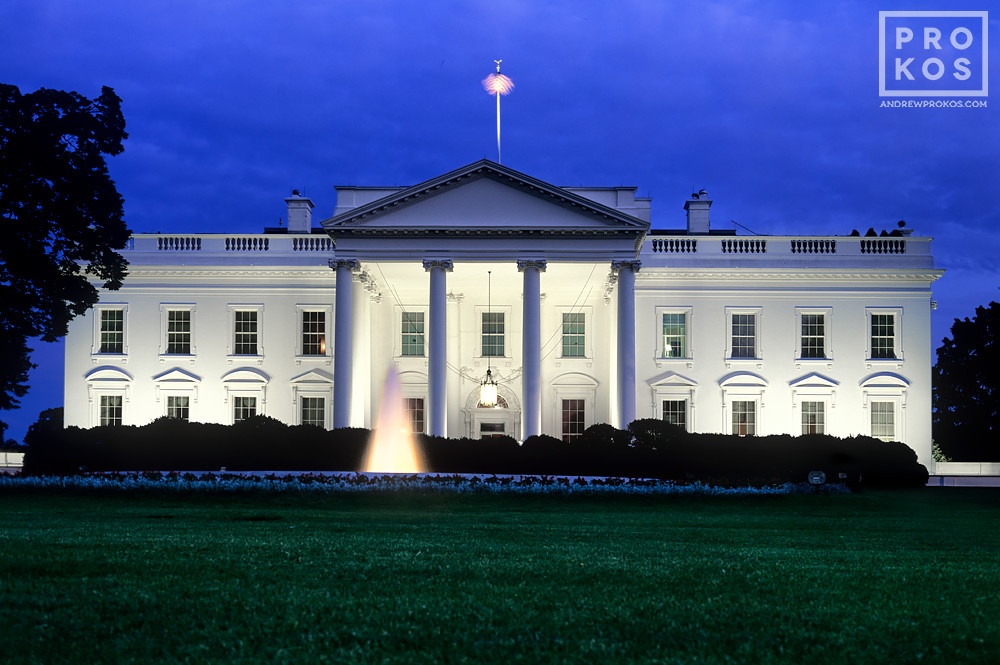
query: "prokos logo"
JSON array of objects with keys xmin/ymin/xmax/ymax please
[{"xmin": 879, "ymin": 11, "xmax": 988, "ymax": 97}]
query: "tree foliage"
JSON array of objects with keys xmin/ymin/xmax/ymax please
[
  {"xmin": 933, "ymin": 301, "xmax": 999, "ymax": 461},
  {"xmin": 0, "ymin": 84, "xmax": 129, "ymax": 413}
]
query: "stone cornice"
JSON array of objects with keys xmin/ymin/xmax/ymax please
[{"xmin": 635, "ymin": 269, "xmax": 944, "ymax": 281}]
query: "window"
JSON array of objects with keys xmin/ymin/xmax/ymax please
[
  {"xmin": 301, "ymin": 311, "xmax": 326, "ymax": 356},
  {"xmin": 100, "ymin": 395, "xmax": 123, "ymax": 426},
  {"xmin": 561, "ymin": 399, "xmax": 586, "ymax": 442},
  {"xmin": 732, "ymin": 400, "xmax": 756, "ymax": 436},
  {"xmin": 800, "ymin": 314, "xmax": 826, "ymax": 359},
  {"xmin": 401, "ymin": 312, "xmax": 425, "ymax": 357},
  {"xmin": 662, "ymin": 313, "xmax": 687, "ymax": 358},
  {"xmin": 480, "ymin": 422, "xmax": 506, "ymax": 438},
  {"xmin": 871, "ymin": 401, "xmax": 895, "ymax": 441},
  {"xmin": 99, "ymin": 309, "xmax": 124, "ymax": 354},
  {"xmin": 404, "ymin": 398, "xmax": 424, "ymax": 434},
  {"xmin": 166, "ymin": 310, "xmax": 192, "ymax": 355},
  {"xmin": 871, "ymin": 314, "xmax": 896, "ymax": 359},
  {"xmin": 662, "ymin": 400, "xmax": 687, "ymax": 431},
  {"xmin": 234, "ymin": 310, "xmax": 259, "ymax": 355},
  {"xmin": 233, "ymin": 396, "xmax": 257, "ymax": 422},
  {"xmin": 482, "ymin": 312, "xmax": 505, "ymax": 357},
  {"xmin": 801, "ymin": 401, "xmax": 825, "ymax": 434},
  {"xmin": 731, "ymin": 313, "xmax": 756, "ymax": 359},
  {"xmin": 166, "ymin": 395, "xmax": 190, "ymax": 422},
  {"xmin": 562, "ymin": 313, "xmax": 586, "ymax": 357},
  {"xmin": 300, "ymin": 396, "xmax": 325, "ymax": 428}
]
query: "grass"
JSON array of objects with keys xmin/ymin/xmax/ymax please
[{"xmin": 1, "ymin": 487, "xmax": 999, "ymax": 664}]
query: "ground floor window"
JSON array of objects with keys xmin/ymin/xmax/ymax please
[
  {"xmin": 233, "ymin": 396, "xmax": 257, "ymax": 423},
  {"xmin": 731, "ymin": 400, "xmax": 756, "ymax": 436},
  {"xmin": 404, "ymin": 398, "xmax": 424, "ymax": 434},
  {"xmin": 801, "ymin": 401, "xmax": 825, "ymax": 435},
  {"xmin": 480, "ymin": 422, "xmax": 506, "ymax": 439},
  {"xmin": 166, "ymin": 395, "xmax": 190, "ymax": 422},
  {"xmin": 561, "ymin": 399, "xmax": 586, "ymax": 442},
  {"xmin": 871, "ymin": 401, "xmax": 895, "ymax": 441},
  {"xmin": 662, "ymin": 400, "xmax": 687, "ymax": 431},
  {"xmin": 300, "ymin": 397, "xmax": 325, "ymax": 428},
  {"xmin": 100, "ymin": 395, "xmax": 123, "ymax": 426}
]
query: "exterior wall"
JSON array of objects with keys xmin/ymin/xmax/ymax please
[{"xmin": 62, "ymin": 180, "xmax": 941, "ymax": 471}]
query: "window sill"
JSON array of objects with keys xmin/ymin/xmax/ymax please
[
  {"xmin": 227, "ymin": 355, "xmax": 264, "ymax": 365},
  {"xmin": 725, "ymin": 358, "xmax": 762, "ymax": 369},
  {"xmin": 91, "ymin": 354, "xmax": 128, "ymax": 364},
  {"xmin": 655, "ymin": 358, "xmax": 694, "ymax": 369}
]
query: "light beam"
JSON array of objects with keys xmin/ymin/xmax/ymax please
[{"xmin": 482, "ymin": 59, "xmax": 514, "ymax": 163}]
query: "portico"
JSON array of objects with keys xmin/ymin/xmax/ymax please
[{"xmin": 322, "ymin": 160, "xmax": 650, "ymax": 440}]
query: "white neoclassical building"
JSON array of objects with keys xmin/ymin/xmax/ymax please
[{"xmin": 64, "ymin": 160, "xmax": 943, "ymax": 467}]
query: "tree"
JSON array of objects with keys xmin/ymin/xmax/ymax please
[
  {"xmin": 933, "ymin": 301, "xmax": 999, "ymax": 461},
  {"xmin": 0, "ymin": 84, "xmax": 129, "ymax": 421}
]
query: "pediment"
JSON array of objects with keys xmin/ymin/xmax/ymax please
[
  {"xmin": 719, "ymin": 371, "xmax": 768, "ymax": 388},
  {"xmin": 648, "ymin": 370, "xmax": 698, "ymax": 388},
  {"xmin": 85, "ymin": 366, "xmax": 133, "ymax": 382},
  {"xmin": 290, "ymin": 369, "xmax": 334, "ymax": 384},
  {"xmin": 153, "ymin": 368, "xmax": 201, "ymax": 383},
  {"xmin": 221, "ymin": 368, "xmax": 270, "ymax": 384},
  {"xmin": 551, "ymin": 372, "xmax": 599, "ymax": 387},
  {"xmin": 789, "ymin": 372, "xmax": 838, "ymax": 389},
  {"xmin": 860, "ymin": 372, "xmax": 910, "ymax": 388},
  {"xmin": 322, "ymin": 160, "xmax": 648, "ymax": 247}
]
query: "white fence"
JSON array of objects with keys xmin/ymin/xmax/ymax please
[{"xmin": 1, "ymin": 451, "xmax": 24, "ymax": 469}]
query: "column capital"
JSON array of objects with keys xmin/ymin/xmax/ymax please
[
  {"xmin": 423, "ymin": 259, "xmax": 454, "ymax": 272},
  {"xmin": 611, "ymin": 259, "xmax": 641, "ymax": 274},
  {"xmin": 329, "ymin": 258, "xmax": 360, "ymax": 272},
  {"xmin": 517, "ymin": 259, "xmax": 547, "ymax": 272}
]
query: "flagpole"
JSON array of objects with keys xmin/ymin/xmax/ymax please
[{"xmin": 482, "ymin": 59, "xmax": 514, "ymax": 164}]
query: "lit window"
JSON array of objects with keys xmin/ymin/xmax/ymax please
[
  {"xmin": 731, "ymin": 314, "xmax": 756, "ymax": 359},
  {"xmin": 301, "ymin": 311, "xmax": 326, "ymax": 356},
  {"xmin": 300, "ymin": 397, "xmax": 325, "ymax": 428},
  {"xmin": 871, "ymin": 314, "xmax": 896, "ymax": 359},
  {"xmin": 166, "ymin": 395, "xmax": 190, "ymax": 422},
  {"xmin": 801, "ymin": 401, "xmax": 825, "ymax": 434},
  {"xmin": 99, "ymin": 309, "xmax": 124, "ymax": 354},
  {"xmin": 800, "ymin": 314, "xmax": 826, "ymax": 359},
  {"xmin": 404, "ymin": 398, "xmax": 424, "ymax": 434},
  {"xmin": 662, "ymin": 313, "xmax": 687, "ymax": 358},
  {"xmin": 871, "ymin": 401, "xmax": 895, "ymax": 441},
  {"xmin": 401, "ymin": 312, "xmax": 425, "ymax": 357},
  {"xmin": 234, "ymin": 311, "xmax": 258, "ymax": 355},
  {"xmin": 561, "ymin": 399, "xmax": 585, "ymax": 442},
  {"xmin": 100, "ymin": 395, "xmax": 123, "ymax": 426},
  {"xmin": 166, "ymin": 310, "xmax": 192, "ymax": 355},
  {"xmin": 732, "ymin": 400, "xmax": 756, "ymax": 436},
  {"xmin": 233, "ymin": 396, "xmax": 257, "ymax": 422},
  {"xmin": 482, "ymin": 312, "xmax": 504, "ymax": 357},
  {"xmin": 562, "ymin": 313, "xmax": 586, "ymax": 357},
  {"xmin": 662, "ymin": 400, "xmax": 687, "ymax": 431}
]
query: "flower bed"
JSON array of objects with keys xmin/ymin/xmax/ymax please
[{"xmin": 0, "ymin": 471, "xmax": 848, "ymax": 495}]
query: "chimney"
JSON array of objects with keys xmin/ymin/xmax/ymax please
[
  {"xmin": 284, "ymin": 190, "xmax": 314, "ymax": 234},
  {"xmin": 684, "ymin": 191, "xmax": 712, "ymax": 234}
]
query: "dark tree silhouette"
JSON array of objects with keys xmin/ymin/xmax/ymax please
[
  {"xmin": 933, "ymin": 301, "xmax": 999, "ymax": 461},
  {"xmin": 0, "ymin": 84, "xmax": 129, "ymax": 423}
]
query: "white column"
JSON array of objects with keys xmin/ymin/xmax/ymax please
[
  {"xmin": 331, "ymin": 259, "xmax": 359, "ymax": 429},
  {"xmin": 424, "ymin": 260, "xmax": 453, "ymax": 437},
  {"xmin": 519, "ymin": 260, "xmax": 546, "ymax": 439},
  {"xmin": 613, "ymin": 260, "xmax": 640, "ymax": 429}
]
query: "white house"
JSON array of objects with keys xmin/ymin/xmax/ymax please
[{"xmin": 64, "ymin": 160, "xmax": 943, "ymax": 468}]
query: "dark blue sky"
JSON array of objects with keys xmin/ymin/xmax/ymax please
[{"xmin": 2, "ymin": 1, "xmax": 997, "ymax": 442}]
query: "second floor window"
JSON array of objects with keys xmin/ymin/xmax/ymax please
[
  {"xmin": 562, "ymin": 313, "xmax": 585, "ymax": 357},
  {"xmin": 234, "ymin": 310, "xmax": 258, "ymax": 355},
  {"xmin": 731, "ymin": 313, "xmax": 756, "ymax": 359},
  {"xmin": 99, "ymin": 309, "xmax": 124, "ymax": 354},
  {"xmin": 482, "ymin": 312, "xmax": 504, "ymax": 357},
  {"xmin": 871, "ymin": 314, "xmax": 896, "ymax": 359},
  {"xmin": 401, "ymin": 312, "xmax": 425, "ymax": 357},
  {"xmin": 662, "ymin": 313, "xmax": 687, "ymax": 358},
  {"xmin": 166, "ymin": 310, "xmax": 192, "ymax": 354},
  {"xmin": 800, "ymin": 314, "xmax": 826, "ymax": 359},
  {"xmin": 302, "ymin": 311, "xmax": 326, "ymax": 355}
]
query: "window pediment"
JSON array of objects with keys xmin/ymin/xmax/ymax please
[
  {"xmin": 789, "ymin": 372, "xmax": 838, "ymax": 389},
  {"xmin": 648, "ymin": 370, "xmax": 698, "ymax": 388},
  {"xmin": 719, "ymin": 371, "xmax": 768, "ymax": 388},
  {"xmin": 860, "ymin": 372, "xmax": 909, "ymax": 389},
  {"xmin": 290, "ymin": 369, "xmax": 334, "ymax": 384},
  {"xmin": 153, "ymin": 368, "xmax": 201, "ymax": 383},
  {"xmin": 85, "ymin": 366, "xmax": 133, "ymax": 383},
  {"xmin": 222, "ymin": 368, "xmax": 270, "ymax": 384}
]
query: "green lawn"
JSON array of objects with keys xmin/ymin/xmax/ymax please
[{"xmin": 1, "ymin": 488, "xmax": 999, "ymax": 664}]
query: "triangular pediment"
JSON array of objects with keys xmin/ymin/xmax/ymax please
[
  {"xmin": 290, "ymin": 369, "xmax": 334, "ymax": 384},
  {"xmin": 153, "ymin": 368, "xmax": 201, "ymax": 383},
  {"xmin": 321, "ymin": 160, "xmax": 648, "ymax": 262},
  {"xmin": 789, "ymin": 372, "xmax": 838, "ymax": 389},
  {"xmin": 648, "ymin": 371, "xmax": 698, "ymax": 388}
]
